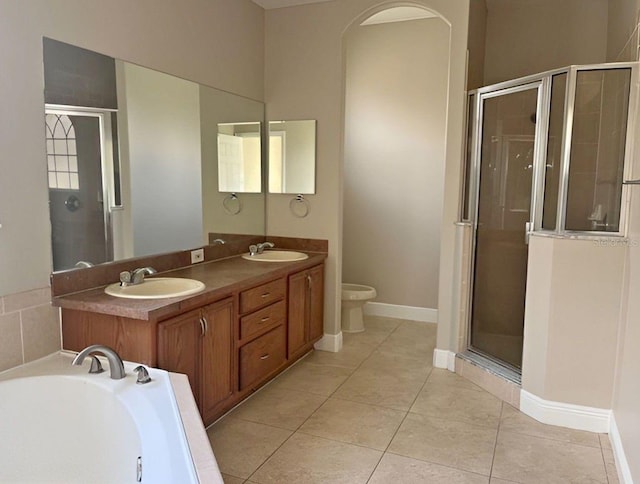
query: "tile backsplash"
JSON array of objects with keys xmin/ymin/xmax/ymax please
[{"xmin": 0, "ymin": 287, "xmax": 61, "ymax": 372}]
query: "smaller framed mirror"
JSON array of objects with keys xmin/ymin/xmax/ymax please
[
  {"xmin": 217, "ymin": 122, "xmax": 262, "ymax": 193},
  {"xmin": 268, "ymin": 120, "xmax": 316, "ymax": 194}
]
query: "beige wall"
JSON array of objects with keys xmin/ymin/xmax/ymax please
[
  {"xmin": 342, "ymin": 17, "xmax": 449, "ymax": 309},
  {"xmin": 607, "ymin": 0, "xmax": 640, "ymax": 61},
  {"xmin": 264, "ymin": 0, "xmax": 469, "ymax": 339},
  {"xmin": 0, "ymin": 0, "xmax": 264, "ymax": 370},
  {"xmin": 200, "ymin": 87, "xmax": 266, "ymax": 237},
  {"xmin": 607, "ymin": 2, "xmax": 640, "ymax": 479},
  {"xmin": 467, "ymin": 0, "xmax": 487, "ymax": 90},
  {"xmin": 483, "ymin": 0, "xmax": 607, "ymax": 85},
  {"xmin": 522, "ymin": 236, "xmax": 625, "ymax": 409}
]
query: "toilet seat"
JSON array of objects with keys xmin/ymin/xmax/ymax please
[{"xmin": 341, "ymin": 283, "xmax": 377, "ymax": 300}]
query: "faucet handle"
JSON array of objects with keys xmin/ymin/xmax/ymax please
[
  {"xmin": 88, "ymin": 355, "xmax": 105, "ymax": 374},
  {"xmin": 249, "ymin": 244, "xmax": 258, "ymax": 256},
  {"xmin": 119, "ymin": 271, "xmax": 132, "ymax": 286},
  {"xmin": 133, "ymin": 365, "xmax": 152, "ymax": 385}
]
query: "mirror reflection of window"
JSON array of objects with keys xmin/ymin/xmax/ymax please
[
  {"xmin": 268, "ymin": 131, "xmax": 285, "ymax": 193},
  {"xmin": 45, "ymin": 114, "xmax": 79, "ymax": 190},
  {"xmin": 268, "ymin": 120, "xmax": 316, "ymax": 194},
  {"xmin": 217, "ymin": 122, "xmax": 262, "ymax": 193}
]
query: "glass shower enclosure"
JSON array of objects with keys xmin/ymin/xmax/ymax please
[{"xmin": 464, "ymin": 63, "xmax": 637, "ymax": 375}]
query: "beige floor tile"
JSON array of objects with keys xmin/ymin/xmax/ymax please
[
  {"xmin": 207, "ymin": 418, "xmax": 292, "ymax": 479},
  {"xmin": 332, "ymin": 365, "xmax": 426, "ymax": 411},
  {"xmin": 361, "ymin": 347, "xmax": 432, "ymax": 372},
  {"xmin": 378, "ymin": 324, "xmax": 436, "ymax": 359},
  {"xmin": 411, "ymin": 383, "xmax": 502, "ymax": 428},
  {"xmin": 388, "ymin": 413, "xmax": 497, "ymax": 476},
  {"xmin": 221, "ymin": 473, "xmax": 245, "ymax": 484},
  {"xmin": 361, "ymin": 315, "xmax": 403, "ymax": 332},
  {"xmin": 229, "ymin": 385, "xmax": 326, "ymax": 430},
  {"xmin": 270, "ymin": 362, "xmax": 352, "ymax": 396},
  {"xmin": 599, "ymin": 433, "xmax": 612, "ymax": 450},
  {"xmin": 500, "ymin": 404, "xmax": 601, "ymax": 448},
  {"xmin": 369, "ymin": 453, "xmax": 489, "ymax": 484},
  {"xmin": 428, "ymin": 368, "xmax": 484, "ymax": 391},
  {"xmin": 602, "ymin": 447, "xmax": 620, "ymax": 484},
  {"xmin": 299, "ymin": 397, "xmax": 405, "ymax": 450},
  {"xmin": 492, "ymin": 430, "xmax": 608, "ymax": 483},
  {"xmin": 490, "ymin": 479, "xmax": 519, "ymax": 483},
  {"xmin": 303, "ymin": 342, "xmax": 376, "ymax": 369},
  {"xmin": 250, "ymin": 432, "xmax": 382, "ymax": 484}
]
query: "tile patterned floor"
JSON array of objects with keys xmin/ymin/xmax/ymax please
[{"xmin": 207, "ymin": 316, "xmax": 619, "ymax": 484}]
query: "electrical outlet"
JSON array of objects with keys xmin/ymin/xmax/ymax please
[{"xmin": 191, "ymin": 248, "xmax": 204, "ymax": 264}]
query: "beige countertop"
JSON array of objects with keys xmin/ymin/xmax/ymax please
[{"xmin": 52, "ymin": 252, "xmax": 326, "ymax": 321}]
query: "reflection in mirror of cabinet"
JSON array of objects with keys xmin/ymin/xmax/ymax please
[
  {"xmin": 42, "ymin": 38, "xmax": 266, "ymax": 274},
  {"xmin": 217, "ymin": 122, "xmax": 262, "ymax": 193},
  {"xmin": 268, "ymin": 120, "xmax": 317, "ymax": 194}
]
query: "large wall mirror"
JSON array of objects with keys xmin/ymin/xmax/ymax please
[
  {"xmin": 43, "ymin": 38, "xmax": 265, "ymax": 272},
  {"xmin": 268, "ymin": 120, "xmax": 316, "ymax": 194}
]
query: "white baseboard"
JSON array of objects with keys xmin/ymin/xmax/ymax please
[
  {"xmin": 520, "ymin": 390, "xmax": 611, "ymax": 433},
  {"xmin": 609, "ymin": 413, "xmax": 634, "ymax": 484},
  {"xmin": 364, "ymin": 302, "xmax": 438, "ymax": 323},
  {"xmin": 313, "ymin": 332, "xmax": 343, "ymax": 353},
  {"xmin": 433, "ymin": 349, "xmax": 456, "ymax": 371}
]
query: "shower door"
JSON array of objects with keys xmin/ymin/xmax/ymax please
[
  {"xmin": 469, "ymin": 82, "xmax": 544, "ymax": 371},
  {"xmin": 46, "ymin": 110, "xmax": 110, "ymax": 271}
]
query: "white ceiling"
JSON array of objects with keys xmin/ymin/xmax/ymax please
[{"xmin": 252, "ymin": 0, "xmax": 334, "ymax": 9}]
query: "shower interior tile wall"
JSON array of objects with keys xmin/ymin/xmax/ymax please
[{"xmin": 0, "ymin": 288, "xmax": 61, "ymax": 372}]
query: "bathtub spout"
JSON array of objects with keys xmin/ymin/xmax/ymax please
[{"xmin": 72, "ymin": 345, "xmax": 126, "ymax": 380}]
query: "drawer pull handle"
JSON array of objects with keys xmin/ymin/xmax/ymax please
[
  {"xmin": 260, "ymin": 317, "xmax": 270, "ymax": 322},
  {"xmin": 261, "ymin": 292, "xmax": 271, "ymax": 298},
  {"xmin": 260, "ymin": 354, "xmax": 270, "ymax": 360},
  {"xmin": 198, "ymin": 317, "xmax": 205, "ymax": 336}
]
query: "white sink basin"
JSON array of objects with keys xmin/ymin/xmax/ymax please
[
  {"xmin": 242, "ymin": 250, "xmax": 309, "ymax": 262},
  {"xmin": 104, "ymin": 277, "xmax": 206, "ymax": 299}
]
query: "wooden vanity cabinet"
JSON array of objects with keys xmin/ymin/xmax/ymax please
[
  {"xmin": 237, "ymin": 278, "xmax": 287, "ymax": 391},
  {"xmin": 157, "ymin": 297, "xmax": 234, "ymax": 423},
  {"xmin": 288, "ymin": 264, "xmax": 324, "ymax": 359},
  {"xmin": 59, "ymin": 259, "xmax": 325, "ymax": 426}
]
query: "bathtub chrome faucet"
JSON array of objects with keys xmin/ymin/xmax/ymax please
[{"xmin": 72, "ymin": 345, "xmax": 126, "ymax": 380}]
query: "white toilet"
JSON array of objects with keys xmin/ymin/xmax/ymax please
[{"xmin": 341, "ymin": 283, "xmax": 377, "ymax": 333}]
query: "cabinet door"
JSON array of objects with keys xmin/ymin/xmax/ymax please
[
  {"xmin": 308, "ymin": 265, "xmax": 324, "ymax": 341},
  {"xmin": 200, "ymin": 297, "xmax": 234, "ymax": 421},
  {"xmin": 157, "ymin": 309, "xmax": 202, "ymax": 405},
  {"xmin": 288, "ymin": 270, "xmax": 308, "ymax": 358}
]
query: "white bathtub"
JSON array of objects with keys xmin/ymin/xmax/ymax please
[{"xmin": 0, "ymin": 353, "xmax": 210, "ymax": 483}]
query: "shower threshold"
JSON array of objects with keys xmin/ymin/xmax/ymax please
[{"xmin": 458, "ymin": 350, "xmax": 521, "ymax": 386}]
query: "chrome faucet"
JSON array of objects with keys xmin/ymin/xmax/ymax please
[
  {"xmin": 119, "ymin": 266, "xmax": 157, "ymax": 286},
  {"xmin": 212, "ymin": 238, "xmax": 226, "ymax": 245},
  {"xmin": 72, "ymin": 345, "xmax": 126, "ymax": 380},
  {"xmin": 249, "ymin": 242, "xmax": 274, "ymax": 256},
  {"xmin": 258, "ymin": 242, "xmax": 275, "ymax": 252},
  {"xmin": 75, "ymin": 261, "xmax": 94, "ymax": 268}
]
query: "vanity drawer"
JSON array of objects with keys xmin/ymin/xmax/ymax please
[
  {"xmin": 240, "ymin": 278, "xmax": 286, "ymax": 314},
  {"xmin": 239, "ymin": 324, "xmax": 286, "ymax": 390},
  {"xmin": 240, "ymin": 300, "xmax": 286, "ymax": 341}
]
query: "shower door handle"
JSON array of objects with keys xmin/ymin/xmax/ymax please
[{"xmin": 525, "ymin": 221, "xmax": 532, "ymax": 244}]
